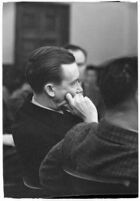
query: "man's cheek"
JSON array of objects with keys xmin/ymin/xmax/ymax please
[{"xmin": 66, "ymin": 89, "xmax": 76, "ymax": 98}]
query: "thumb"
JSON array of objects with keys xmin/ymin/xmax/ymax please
[{"xmin": 65, "ymin": 93, "xmax": 74, "ymax": 107}]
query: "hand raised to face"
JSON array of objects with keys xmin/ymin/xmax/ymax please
[{"xmin": 65, "ymin": 93, "xmax": 98, "ymax": 123}]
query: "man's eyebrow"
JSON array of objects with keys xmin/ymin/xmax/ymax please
[{"xmin": 71, "ymin": 78, "xmax": 79, "ymax": 84}]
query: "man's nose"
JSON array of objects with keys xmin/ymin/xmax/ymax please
[{"xmin": 76, "ymin": 82, "xmax": 83, "ymax": 94}]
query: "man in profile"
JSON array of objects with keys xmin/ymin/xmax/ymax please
[{"xmin": 12, "ymin": 46, "xmax": 98, "ymax": 187}]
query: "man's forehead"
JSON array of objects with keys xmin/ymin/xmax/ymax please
[
  {"xmin": 61, "ymin": 62, "xmax": 79, "ymax": 79},
  {"xmin": 61, "ymin": 62, "xmax": 78, "ymax": 71}
]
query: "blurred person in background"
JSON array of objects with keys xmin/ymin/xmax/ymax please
[
  {"xmin": 64, "ymin": 44, "xmax": 87, "ymax": 85},
  {"xmin": 9, "ymin": 82, "xmax": 32, "ymax": 121},
  {"xmin": 84, "ymin": 64, "xmax": 105, "ymax": 119},
  {"xmin": 3, "ymin": 68, "xmax": 33, "ymax": 129},
  {"xmin": 3, "ymin": 68, "xmax": 33, "ymax": 197},
  {"xmin": 3, "ymin": 86, "xmax": 13, "ymax": 133}
]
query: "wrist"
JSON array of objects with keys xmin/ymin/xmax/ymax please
[{"xmin": 84, "ymin": 115, "xmax": 98, "ymax": 123}]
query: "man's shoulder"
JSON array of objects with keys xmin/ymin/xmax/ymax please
[
  {"xmin": 65, "ymin": 122, "xmax": 98, "ymax": 138},
  {"xmin": 63, "ymin": 122, "xmax": 98, "ymax": 151},
  {"xmin": 13, "ymin": 102, "xmax": 37, "ymax": 127},
  {"xmin": 15, "ymin": 100, "xmax": 51, "ymax": 124},
  {"xmin": 12, "ymin": 102, "xmax": 47, "ymax": 135}
]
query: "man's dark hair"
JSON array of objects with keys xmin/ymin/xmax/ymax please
[
  {"xmin": 99, "ymin": 56, "xmax": 138, "ymax": 109},
  {"xmin": 64, "ymin": 44, "xmax": 87, "ymax": 58},
  {"xmin": 26, "ymin": 46, "xmax": 75, "ymax": 93}
]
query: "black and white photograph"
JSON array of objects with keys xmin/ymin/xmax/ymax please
[{"xmin": 2, "ymin": 0, "xmax": 138, "ymax": 199}]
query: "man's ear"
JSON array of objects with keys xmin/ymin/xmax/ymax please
[{"xmin": 44, "ymin": 83, "xmax": 55, "ymax": 97}]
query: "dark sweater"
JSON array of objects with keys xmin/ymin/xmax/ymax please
[
  {"xmin": 12, "ymin": 99, "xmax": 82, "ymax": 186},
  {"xmin": 63, "ymin": 120, "xmax": 138, "ymax": 183},
  {"xmin": 40, "ymin": 120, "xmax": 138, "ymax": 197}
]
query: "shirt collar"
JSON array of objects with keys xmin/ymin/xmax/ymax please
[{"xmin": 31, "ymin": 96, "xmax": 64, "ymax": 114}]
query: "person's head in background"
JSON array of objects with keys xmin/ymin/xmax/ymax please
[
  {"xmin": 26, "ymin": 46, "xmax": 83, "ymax": 110},
  {"xmin": 99, "ymin": 56, "xmax": 138, "ymax": 129},
  {"xmin": 84, "ymin": 65, "xmax": 99, "ymax": 87},
  {"xmin": 64, "ymin": 44, "xmax": 87, "ymax": 82},
  {"xmin": 3, "ymin": 68, "xmax": 26, "ymax": 94}
]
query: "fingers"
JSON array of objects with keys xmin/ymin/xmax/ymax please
[
  {"xmin": 65, "ymin": 93, "xmax": 74, "ymax": 107},
  {"xmin": 75, "ymin": 93, "xmax": 84, "ymax": 102},
  {"xmin": 84, "ymin": 96, "xmax": 96, "ymax": 107},
  {"xmin": 66, "ymin": 93, "xmax": 87, "ymax": 106}
]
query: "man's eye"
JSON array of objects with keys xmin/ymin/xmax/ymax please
[
  {"xmin": 72, "ymin": 82, "xmax": 76, "ymax": 86},
  {"xmin": 72, "ymin": 80, "xmax": 79, "ymax": 86}
]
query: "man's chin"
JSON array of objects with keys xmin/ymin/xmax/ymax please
[
  {"xmin": 57, "ymin": 100, "xmax": 67, "ymax": 109},
  {"xmin": 58, "ymin": 102, "xmax": 71, "ymax": 112}
]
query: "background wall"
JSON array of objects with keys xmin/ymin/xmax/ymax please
[
  {"xmin": 3, "ymin": 3, "xmax": 16, "ymax": 64},
  {"xmin": 3, "ymin": 2, "xmax": 137, "ymax": 65},
  {"xmin": 70, "ymin": 2, "xmax": 137, "ymax": 64}
]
